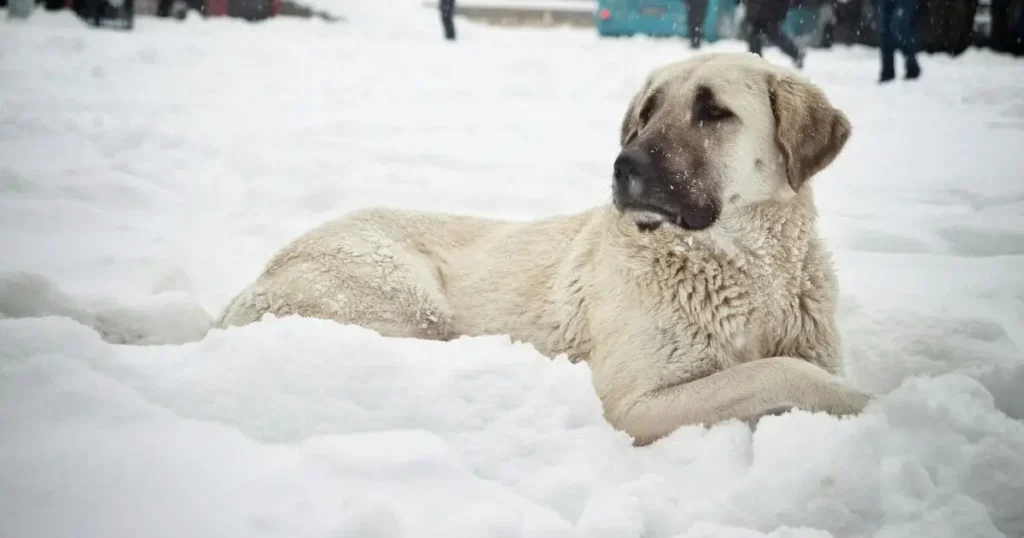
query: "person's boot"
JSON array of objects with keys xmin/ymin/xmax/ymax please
[
  {"xmin": 442, "ymin": 17, "xmax": 455, "ymax": 40},
  {"xmin": 879, "ymin": 61, "xmax": 895, "ymax": 83},
  {"xmin": 440, "ymin": 3, "xmax": 456, "ymax": 41},
  {"xmin": 879, "ymin": 42, "xmax": 896, "ymax": 83},
  {"xmin": 689, "ymin": 31, "xmax": 701, "ymax": 49},
  {"xmin": 794, "ymin": 47, "xmax": 806, "ymax": 69},
  {"xmin": 905, "ymin": 60, "xmax": 921, "ymax": 80}
]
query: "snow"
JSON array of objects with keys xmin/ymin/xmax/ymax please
[{"xmin": 2, "ymin": 5, "xmax": 1024, "ymax": 538}]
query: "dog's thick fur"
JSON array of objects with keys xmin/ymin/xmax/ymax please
[{"xmin": 216, "ymin": 52, "xmax": 870, "ymax": 446}]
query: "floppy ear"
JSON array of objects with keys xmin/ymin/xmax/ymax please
[{"xmin": 767, "ymin": 72, "xmax": 852, "ymax": 191}]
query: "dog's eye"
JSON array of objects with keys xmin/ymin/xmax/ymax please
[
  {"xmin": 695, "ymin": 102, "xmax": 734, "ymax": 123},
  {"xmin": 693, "ymin": 85, "xmax": 734, "ymax": 123},
  {"xmin": 703, "ymin": 104, "xmax": 734, "ymax": 121},
  {"xmin": 638, "ymin": 91, "xmax": 662, "ymax": 126}
]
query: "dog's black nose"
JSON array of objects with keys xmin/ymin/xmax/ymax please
[{"xmin": 613, "ymin": 149, "xmax": 653, "ymax": 191}]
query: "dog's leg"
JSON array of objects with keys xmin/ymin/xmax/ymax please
[
  {"xmin": 604, "ymin": 357, "xmax": 870, "ymax": 446},
  {"xmin": 216, "ymin": 249, "xmax": 453, "ymax": 341}
]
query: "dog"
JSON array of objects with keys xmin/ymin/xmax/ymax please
[{"xmin": 216, "ymin": 52, "xmax": 871, "ymax": 446}]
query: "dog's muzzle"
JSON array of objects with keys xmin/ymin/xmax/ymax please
[{"xmin": 611, "ymin": 149, "xmax": 719, "ymax": 232}]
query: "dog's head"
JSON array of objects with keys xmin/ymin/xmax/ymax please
[{"xmin": 613, "ymin": 53, "xmax": 851, "ymax": 232}]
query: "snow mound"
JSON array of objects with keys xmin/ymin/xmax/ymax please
[
  {"xmin": 0, "ymin": 271, "xmax": 212, "ymax": 345},
  {"xmin": 2, "ymin": 315, "xmax": 1023, "ymax": 537}
]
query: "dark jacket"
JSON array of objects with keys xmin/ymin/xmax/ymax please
[{"xmin": 745, "ymin": 0, "xmax": 793, "ymax": 22}]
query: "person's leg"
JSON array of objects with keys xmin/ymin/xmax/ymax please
[
  {"xmin": 877, "ymin": 0, "xmax": 897, "ymax": 82},
  {"xmin": 687, "ymin": 0, "xmax": 709, "ymax": 48},
  {"xmin": 440, "ymin": 0, "xmax": 456, "ymax": 40},
  {"xmin": 747, "ymin": 19, "xmax": 766, "ymax": 56},
  {"xmin": 762, "ymin": 17, "xmax": 804, "ymax": 64},
  {"xmin": 892, "ymin": 0, "xmax": 921, "ymax": 78}
]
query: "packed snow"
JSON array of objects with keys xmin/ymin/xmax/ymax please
[{"xmin": 2, "ymin": 3, "xmax": 1024, "ymax": 538}]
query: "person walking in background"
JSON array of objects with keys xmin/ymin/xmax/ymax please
[
  {"xmin": 686, "ymin": 0, "xmax": 710, "ymax": 48},
  {"xmin": 876, "ymin": 0, "xmax": 921, "ymax": 82},
  {"xmin": 440, "ymin": 0, "xmax": 456, "ymax": 40},
  {"xmin": 744, "ymin": 0, "xmax": 806, "ymax": 68}
]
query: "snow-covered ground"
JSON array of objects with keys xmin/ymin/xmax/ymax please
[{"xmin": 2, "ymin": 4, "xmax": 1024, "ymax": 537}]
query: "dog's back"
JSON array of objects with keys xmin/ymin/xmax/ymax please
[{"xmin": 214, "ymin": 206, "xmax": 596, "ymax": 350}]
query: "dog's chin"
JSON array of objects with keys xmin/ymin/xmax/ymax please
[
  {"xmin": 619, "ymin": 204, "xmax": 721, "ymax": 233},
  {"xmin": 624, "ymin": 208, "xmax": 674, "ymax": 233}
]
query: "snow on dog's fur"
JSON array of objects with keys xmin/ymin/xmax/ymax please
[{"xmin": 217, "ymin": 52, "xmax": 870, "ymax": 445}]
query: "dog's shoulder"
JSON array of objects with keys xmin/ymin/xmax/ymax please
[
  {"xmin": 740, "ymin": 198, "xmax": 842, "ymax": 372},
  {"xmin": 768, "ymin": 231, "xmax": 842, "ymax": 372}
]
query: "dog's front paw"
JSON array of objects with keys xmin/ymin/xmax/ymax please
[
  {"xmin": 750, "ymin": 385, "xmax": 870, "ymax": 428},
  {"xmin": 821, "ymin": 383, "xmax": 872, "ymax": 418}
]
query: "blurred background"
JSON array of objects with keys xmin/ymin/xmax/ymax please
[{"xmin": 7, "ymin": 0, "xmax": 1020, "ymax": 57}]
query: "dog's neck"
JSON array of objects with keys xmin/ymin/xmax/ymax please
[{"xmin": 712, "ymin": 187, "xmax": 820, "ymax": 258}]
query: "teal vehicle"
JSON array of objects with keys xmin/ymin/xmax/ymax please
[
  {"xmin": 594, "ymin": 0, "xmax": 740, "ymax": 41},
  {"xmin": 595, "ymin": 0, "xmax": 832, "ymax": 47}
]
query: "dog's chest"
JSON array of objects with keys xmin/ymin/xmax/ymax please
[{"xmin": 642, "ymin": 247, "xmax": 795, "ymax": 365}]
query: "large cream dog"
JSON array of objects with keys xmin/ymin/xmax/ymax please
[{"xmin": 217, "ymin": 52, "xmax": 870, "ymax": 446}]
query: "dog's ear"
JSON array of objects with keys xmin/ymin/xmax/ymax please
[{"xmin": 767, "ymin": 72, "xmax": 851, "ymax": 191}]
